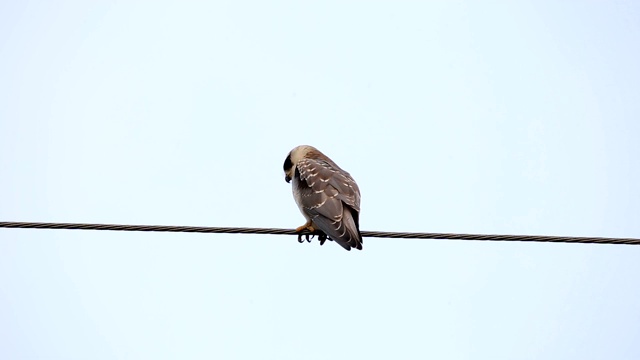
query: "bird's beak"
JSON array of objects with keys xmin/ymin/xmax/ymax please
[{"xmin": 285, "ymin": 175, "xmax": 291, "ymax": 183}]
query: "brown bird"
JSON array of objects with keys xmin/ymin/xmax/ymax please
[{"xmin": 283, "ymin": 145, "xmax": 363, "ymax": 251}]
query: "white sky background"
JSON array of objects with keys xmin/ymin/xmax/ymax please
[{"xmin": 1, "ymin": 1, "xmax": 639, "ymax": 359}]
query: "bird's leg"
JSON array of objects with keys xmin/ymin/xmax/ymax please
[
  {"xmin": 295, "ymin": 221, "xmax": 315, "ymax": 233},
  {"xmin": 296, "ymin": 221, "xmax": 316, "ymax": 243}
]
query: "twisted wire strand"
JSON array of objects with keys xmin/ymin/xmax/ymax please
[{"xmin": 0, "ymin": 221, "xmax": 638, "ymax": 245}]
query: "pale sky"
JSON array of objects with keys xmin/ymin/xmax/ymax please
[{"xmin": 1, "ymin": 1, "xmax": 639, "ymax": 359}]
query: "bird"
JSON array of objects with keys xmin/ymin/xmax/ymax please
[{"xmin": 283, "ymin": 145, "xmax": 363, "ymax": 251}]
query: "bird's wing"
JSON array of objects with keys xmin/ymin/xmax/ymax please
[
  {"xmin": 296, "ymin": 158, "xmax": 362, "ymax": 250},
  {"xmin": 297, "ymin": 158, "xmax": 360, "ymax": 210}
]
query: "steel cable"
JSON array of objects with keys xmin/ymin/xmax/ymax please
[{"xmin": 1, "ymin": 221, "xmax": 638, "ymax": 245}]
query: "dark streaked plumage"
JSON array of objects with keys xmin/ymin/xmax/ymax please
[{"xmin": 283, "ymin": 145, "xmax": 362, "ymax": 251}]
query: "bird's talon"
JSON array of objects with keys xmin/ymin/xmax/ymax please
[{"xmin": 298, "ymin": 233, "xmax": 313, "ymax": 243}]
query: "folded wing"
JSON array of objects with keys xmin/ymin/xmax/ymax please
[{"xmin": 296, "ymin": 158, "xmax": 362, "ymax": 250}]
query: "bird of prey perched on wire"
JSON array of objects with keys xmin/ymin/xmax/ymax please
[{"xmin": 283, "ymin": 145, "xmax": 363, "ymax": 251}]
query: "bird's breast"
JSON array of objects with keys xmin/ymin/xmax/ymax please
[{"xmin": 291, "ymin": 176, "xmax": 310, "ymax": 220}]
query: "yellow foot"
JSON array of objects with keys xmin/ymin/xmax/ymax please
[
  {"xmin": 296, "ymin": 221, "xmax": 316, "ymax": 243},
  {"xmin": 295, "ymin": 222, "xmax": 315, "ymax": 233}
]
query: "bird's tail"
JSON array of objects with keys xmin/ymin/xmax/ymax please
[{"xmin": 339, "ymin": 207, "xmax": 363, "ymax": 251}]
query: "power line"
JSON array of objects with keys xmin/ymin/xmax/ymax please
[{"xmin": 0, "ymin": 221, "xmax": 638, "ymax": 245}]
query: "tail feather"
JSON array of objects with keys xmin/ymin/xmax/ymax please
[{"xmin": 311, "ymin": 206, "xmax": 363, "ymax": 251}]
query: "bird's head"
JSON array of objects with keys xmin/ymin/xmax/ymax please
[{"xmin": 283, "ymin": 145, "xmax": 318, "ymax": 183}]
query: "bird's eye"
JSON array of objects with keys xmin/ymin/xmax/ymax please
[{"xmin": 283, "ymin": 155, "xmax": 293, "ymax": 171}]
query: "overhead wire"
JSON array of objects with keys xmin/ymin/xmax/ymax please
[{"xmin": 0, "ymin": 221, "xmax": 638, "ymax": 245}]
